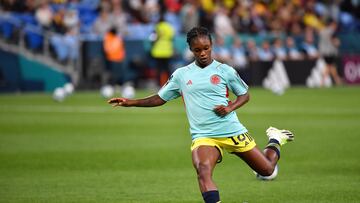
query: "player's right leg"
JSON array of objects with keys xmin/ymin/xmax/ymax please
[{"xmin": 192, "ymin": 145, "xmax": 221, "ymax": 203}]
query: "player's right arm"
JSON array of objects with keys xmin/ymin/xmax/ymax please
[
  {"xmin": 108, "ymin": 94, "xmax": 166, "ymax": 107},
  {"xmin": 111, "ymin": 68, "xmax": 182, "ymax": 108}
]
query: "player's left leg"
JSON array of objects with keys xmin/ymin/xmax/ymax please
[
  {"xmin": 234, "ymin": 146, "xmax": 276, "ymax": 176},
  {"xmin": 234, "ymin": 127, "xmax": 294, "ymax": 177}
]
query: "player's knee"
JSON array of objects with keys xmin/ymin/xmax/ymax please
[
  {"xmin": 258, "ymin": 166, "xmax": 275, "ymax": 176},
  {"xmin": 194, "ymin": 162, "xmax": 212, "ymax": 180}
]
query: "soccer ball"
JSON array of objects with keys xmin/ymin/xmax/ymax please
[
  {"xmin": 63, "ymin": 83, "xmax": 74, "ymax": 95},
  {"xmin": 53, "ymin": 87, "xmax": 66, "ymax": 102},
  {"xmin": 121, "ymin": 85, "xmax": 135, "ymax": 98},
  {"xmin": 255, "ymin": 165, "xmax": 278, "ymax": 181},
  {"xmin": 100, "ymin": 85, "xmax": 115, "ymax": 98}
]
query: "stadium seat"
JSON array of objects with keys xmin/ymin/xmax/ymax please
[
  {"xmin": 19, "ymin": 13, "xmax": 38, "ymax": 26},
  {"xmin": 79, "ymin": 10, "xmax": 98, "ymax": 34},
  {"xmin": 24, "ymin": 25, "xmax": 44, "ymax": 51},
  {"xmin": 0, "ymin": 21, "xmax": 15, "ymax": 40},
  {"xmin": 339, "ymin": 11, "xmax": 358, "ymax": 32},
  {"xmin": 0, "ymin": 14, "xmax": 21, "ymax": 40}
]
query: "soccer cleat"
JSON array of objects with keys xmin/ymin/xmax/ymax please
[{"xmin": 266, "ymin": 126, "xmax": 294, "ymax": 146}]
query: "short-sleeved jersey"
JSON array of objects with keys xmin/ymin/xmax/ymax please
[{"xmin": 158, "ymin": 60, "xmax": 248, "ymax": 140}]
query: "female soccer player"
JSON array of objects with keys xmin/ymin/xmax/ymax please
[{"xmin": 108, "ymin": 27, "xmax": 294, "ymax": 203}]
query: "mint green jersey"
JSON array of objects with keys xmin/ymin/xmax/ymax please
[{"xmin": 158, "ymin": 60, "xmax": 248, "ymax": 140}]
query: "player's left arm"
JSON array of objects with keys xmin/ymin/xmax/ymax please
[
  {"xmin": 213, "ymin": 92, "xmax": 249, "ymax": 117},
  {"xmin": 214, "ymin": 65, "xmax": 249, "ymax": 117}
]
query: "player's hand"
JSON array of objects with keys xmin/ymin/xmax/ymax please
[
  {"xmin": 108, "ymin": 98, "xmax": 129, "ymax": 107},
  {"xmin": 213, "ymin": 105, "xmax": 231, "ymax": 117}
]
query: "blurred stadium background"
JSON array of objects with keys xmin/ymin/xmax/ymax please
[
  {"xmin": 0, "ymin": 0, "xmax": 360, "ymax": 202},
  {"xmin": 0, "ymin": 0, "xmax": 360, "ymax": 93}
]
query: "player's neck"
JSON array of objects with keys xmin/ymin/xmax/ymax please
[{"xmin": 195, "ymin": 59, "xmax": 213, "ymax": 68}]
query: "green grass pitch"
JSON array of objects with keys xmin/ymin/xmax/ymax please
[{"xmin": 0, "ymin": 86, "xmax": 359, "ymax": 203}]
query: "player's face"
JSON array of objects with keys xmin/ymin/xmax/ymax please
[{"xmin": 190, "ymin": 36, "xmax": 213, "ymax": 67}]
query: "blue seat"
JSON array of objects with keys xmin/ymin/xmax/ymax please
[
  {"xmin": 79, "ymin": 11, "xmax": 98, "ymax": 33},
  {"xmin": 20, "ymin": 13, "xmax": 38, "ymax": 26},
  {"xmin": 24, "ymin": 25, "xmax": 44, "ymax": 50},
  {"xmin": 0, "ymin": 14, "xmax": 21, "ymax": 40},
  {"xmin": 0, "ymin": 21, "xmax": 15, "ymax": 39}
]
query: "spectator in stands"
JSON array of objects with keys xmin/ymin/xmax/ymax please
[
  {"xmin": 35, "ymin": 0, "xmax": 53, "ymax": 30},
  {"xmin": 50, "ymin": 27, "xmax": 79, "ymax": 64},
  {"xmin": 164, "ymin": 8, "xmax": 182, "ymax": 35},
  {"xmin": 2, "ymin": 0, "xmax": 360, "ymax": 83},
  {"xmin": 123, "ymin": 0, "xmax": 149, "ymax": 23},
  {"xmin": 198, "ymin": 0, "xmax": 215, "ymax": 33},
  {"xmin": 63, "ymin": 8, "xmax": 80, "ymax": 34},
  {"xmin": 248, "ymin": 0, "xmax": 269, "ymax": 34},
  {"xmin": 163, "ymin": 0, "xmax": 182, "ymax": 13},
  {"xmin": 318, "ymin": 19, "xmax": 343, "ymax": 86},
  {"xmin": 48, "ymin": 5, "xmax": 80, "ymax": 62},
  {"xmin": 212, "ymin": 35, "xmax": 231, "ymax": 64},
  {"xmin": 272, "ymin": 37, "xmax": 287, "ymax": 60},
  {"xmin": 246, "ymin": 39, "xmax": 259, "ymax": 61},
  {"xmin": 285, "ymin": 36, "xmax": 304, "ymax": 60},
  {"xmin": 230, "ymin": 36, "xmax": 250, "ymax": 84},
  {"xmin": 288, "ymin": 22, "xmax": 304, "ymax": 46},
  {"xmin": 140, "ymin": 0, "xmax": 160, "ymax": 23},
  {"xmin": 150, "ymin": 13, "xmax": 175, "ymax": 86},
  {"xmin": 52, "ymin": 7, "xmax": 67, "ymax": 34},
  {"xmin": 230, "ymin": 1, "xmax": 251, "ymax": 33},
  {"xmin": 303, "ymin": 2, "xmax": 325, "ymax": 31},
  {"xmin": 275, "ymin": 2, "xmax": 296, "ymax": 33},
  {"xmin": 301, "ymin": 28, "xmax": 319, "ymax": 60},
  {"xmin": 214, "ymin": 5, "xmax": 235, "ymax": 38},
  {"xmin": 257, "ymin": 40, "xmax": 274, "ymax": 61},
  {"xmin": 93, "ymin": 8, "xmax": 113, "ymax": 36},
  {"xmin": 98, "ymin": 0, "xmax": 112, "ymax": 13},
  {"xmin": 103, "ymin": 26, "xmax": 127, "ymax": 85},
  {"xmin": 180, "ymin": 0, "xmax": 200, "ymax": 33},
  {"xmin": 230, "ymin": 37, "xmax": 248, "ymax": 70},
  {"xmin": 63, "ymin": 28, "xmax": 79, "ymax": 61},
  {"xmin": 111, "ymin": 0, "xmax": 128, "ymax": 37}
]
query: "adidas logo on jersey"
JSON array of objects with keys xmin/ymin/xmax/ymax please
[{"xmin": 186, "ymin": 80, "xmax": 193, "ymax": 85}]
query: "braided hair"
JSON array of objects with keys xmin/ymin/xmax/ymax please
[{"xmin": 186, "ymin": 27, "xmax": 212, "ymax": 48}]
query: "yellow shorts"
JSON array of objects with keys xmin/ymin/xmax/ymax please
[{"xmin": 191, "ymin": 132, "xmax": 257, "ymax": 162}]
